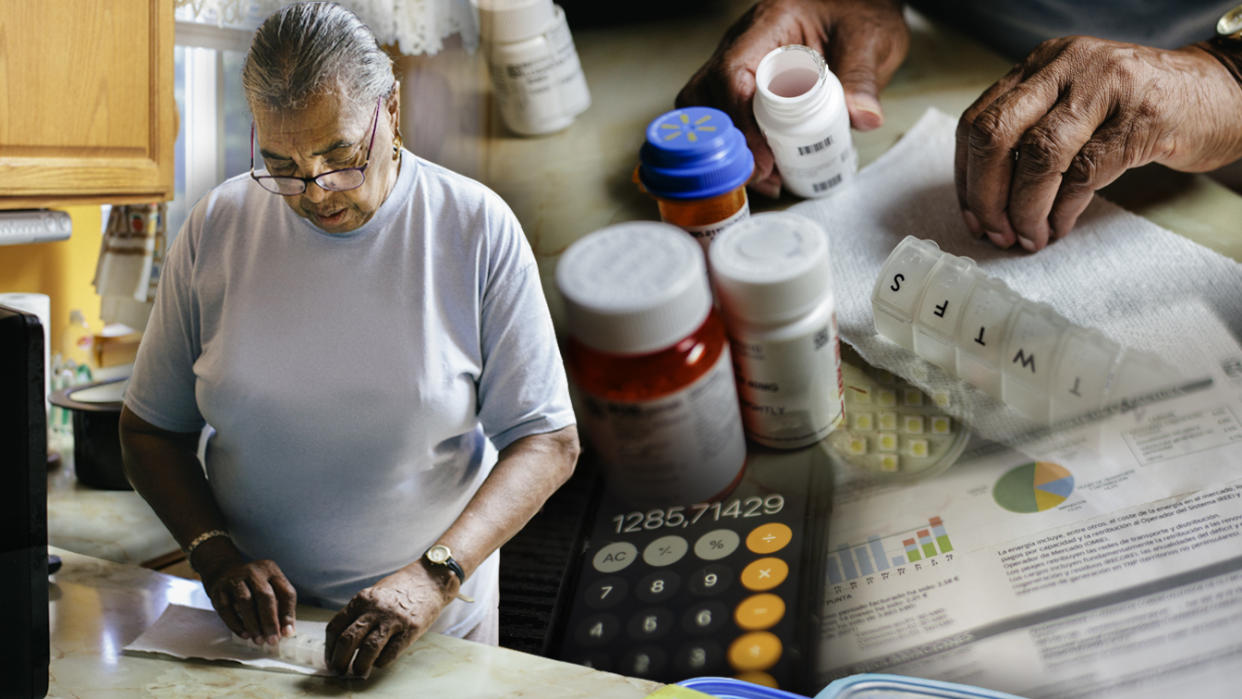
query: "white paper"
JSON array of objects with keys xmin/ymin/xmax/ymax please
[{"xmin": 123, "ymin": 603, "xmax": 331, "ymax": 676}]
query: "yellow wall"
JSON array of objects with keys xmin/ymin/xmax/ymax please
[{"xmin": 0, "ymin": 206, "xmax": 104, "ymax": 355}]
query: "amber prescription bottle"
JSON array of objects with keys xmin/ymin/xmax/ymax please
[
  {"xmin": 556, "ymin": 221, "xmax": 748, "ymax": 506},
  {"xmin": 637, "ymin": 106, "xmax": 754, "ymax": 252},
  {"xmin": 710, "ymin": 212, "xmax": 844, "ymax": 449}
]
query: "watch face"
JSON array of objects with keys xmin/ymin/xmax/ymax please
[{"xmin": 427, "ymin": 545, "xmax": 450, "ymax": 564}]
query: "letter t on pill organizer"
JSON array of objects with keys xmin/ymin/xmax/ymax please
[{"xmin": 870, "ymin": 236, "xmax": 1182, "ymax": 424}]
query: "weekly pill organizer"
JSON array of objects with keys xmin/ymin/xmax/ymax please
[
  {"xmin": 550, "ymin": 448, "xmax": 833, "ymax": 693},
  {"xmin": 870, "ymin": 236, "xmax": 1179, "ymax": 425}
]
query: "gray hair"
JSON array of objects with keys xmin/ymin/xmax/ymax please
[{"xmin": 242, "ymin": 2, "xmax": 394, "ymax": 114}]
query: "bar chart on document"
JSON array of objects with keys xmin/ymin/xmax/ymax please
[{"xmin": 825, "ymin": 517, "xmax": 955, "ymax": 589}]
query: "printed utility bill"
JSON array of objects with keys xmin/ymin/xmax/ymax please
[{"xmin": 816, "ymin": 308, "xmax": 1242, "ymax": 699}]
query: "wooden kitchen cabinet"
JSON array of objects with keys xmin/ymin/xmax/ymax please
[{"xmin": 0, "ymin": 1, "xmax": 174, "ymax": 208}]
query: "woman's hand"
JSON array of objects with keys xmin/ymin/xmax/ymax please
[
  {"xmin": 194, "ymin": 538, "xmax": 298, "ymax": 646},
  {"xmin": 956, "ymin": 36, "xmax": 1242, "ymax": 252},
  {"xmin": 324, "ymin": 564, "xmax": 456, "ymax": 678},
  {"xmin": 677, "ymin": 0, "xmax": 909, "ymax": 197}
]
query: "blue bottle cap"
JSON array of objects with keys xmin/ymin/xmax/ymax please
[{"xmin": 639, "ymin": 106, "xmax": 754, "ymax": 201}]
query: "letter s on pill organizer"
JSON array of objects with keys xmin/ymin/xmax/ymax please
[{"xmin": 870, "ymin": 236, "xmax": 1181, "ymax": 425}]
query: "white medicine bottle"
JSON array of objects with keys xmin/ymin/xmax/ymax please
[
  {"xmin": 752, "ymin": 44, "xmax": 856, "ymax": 199},
  {"xmin": 709, "ymin": 211, "xmax": 844, "ymax": 449},
  {"xmin": 474, "ymin": 0, "xmax": 591, "ymax": 136}
]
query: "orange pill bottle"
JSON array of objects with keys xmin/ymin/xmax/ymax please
[
  {"xmin": 637, "ymin": 106, "xmax": 754, "ymax": 252},
  {"xmin": 556, "ymin": 222, "xmax": 748, "ymax": 506}
]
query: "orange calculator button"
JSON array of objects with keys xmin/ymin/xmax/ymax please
[
  {"xmin": 734, "ymin": 593, "xmax": 786, "ymax": 630},
  {"xmin": 734, "ymin": 671, "xmax": 779, "ymax": 688},
  {"xmin": 740, "ymin": 557, "xmax": 789, "ymax": 591},
  {"xmin": 727, "ymin": 631, "xmax": 782, "ymax": 671},
  {"xmin": 746, "ymin": 522, "xmax": 793, "ymax": 554}
]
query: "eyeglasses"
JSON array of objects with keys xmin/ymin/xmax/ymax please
[{"xmin": 249, "ymin": 96, "xmax": 383, "ymax": 196}]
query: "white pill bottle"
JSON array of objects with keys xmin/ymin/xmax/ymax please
[
  {"xmin": 474, "ymin": 0, "xmax": 591, "ymax": 136},
  {"xmin": 709, "ymin": 211, "xmax": 844, "ymax": 448},
  {"xmin": 752, "ymin": 44, "xmax": 856, "ymax": 199}
]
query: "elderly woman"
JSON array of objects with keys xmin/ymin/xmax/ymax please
[{"xmin": 119, "ymin": 2, "xmax": 579, "ymax": 679}]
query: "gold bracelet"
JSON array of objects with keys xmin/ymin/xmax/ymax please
[{"xmin": 184, "ymin": 529, "xmax": 231, "ymax": 558}]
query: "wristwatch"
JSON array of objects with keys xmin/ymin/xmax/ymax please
[
  {"xmin": 1219, "ymin": 4, "xmax": 1242, "ymax": 40},
  {"xmin": 424, "ymin": 544, "xmax": 474, "ymax": 603}
]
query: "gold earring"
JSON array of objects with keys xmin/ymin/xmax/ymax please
[{"xmin": 393, "ymin": 130, "xmax": 403, "ymax": 160}]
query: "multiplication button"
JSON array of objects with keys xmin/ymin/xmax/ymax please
[
  {"xmin": 592, "ymin": 542, "xmax": 638, "ymax": 573},
  {"xmin": 688, "ymin": 563, "xmax": 734, "ymax": 596},
  {"xmin": 583, "ymin": 576, "xmax": 628, "ymax": 609},
  {"xmin": 642, "ymin": 535, "xmax": 689, "ymax": 567},
  {"xmin": 741, "ymin": 557, "xmax": 788, "ymax": 591},
  {"xmin": 694, "ymin": 529, "xmax": 740, "ymax": 560}
]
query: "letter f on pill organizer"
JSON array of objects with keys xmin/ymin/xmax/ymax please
[{"xmin": 870, "ymin": 236, "xmax": 1183, "ymax": 425}]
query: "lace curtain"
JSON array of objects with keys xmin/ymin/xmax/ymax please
[{"xmin": 174, "ymin": 0, "xmax": 479, "ymax": 55}]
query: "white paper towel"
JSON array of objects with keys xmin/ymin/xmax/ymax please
[
  {"xmin": 789, "ymin": 108, "xmax": 1242, "ymax": 440},
  {"xmin": 0, "ymin": 292, "xmax": 51, "ymax": 406},
  {"xmin": 123, "ymin": 603, "xmax": 331, "ymax": 676}
]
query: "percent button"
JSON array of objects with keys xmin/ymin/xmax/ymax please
[{"xmin": 694, "ymin": 529, "xmax": 740, "ymax": 561}]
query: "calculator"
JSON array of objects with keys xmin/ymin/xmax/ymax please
[{"xmin": 548, "ymin": 445, "xmax": 833, "ymax": 693}]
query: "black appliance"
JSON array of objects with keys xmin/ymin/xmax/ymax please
[{"xmin": 0, "ymin": 303, "xmax": 50, "ymax": 698}]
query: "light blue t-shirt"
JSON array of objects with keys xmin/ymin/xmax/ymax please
[
  {"xmin": 912, "ymin": 0, "xmax": 1234, "ymax": 59},
  {"xmin": 125, "ymin": 151, "xmax": 575, "ymax": 635}
]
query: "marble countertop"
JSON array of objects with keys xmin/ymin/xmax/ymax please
[
  {"xmin": 48, "ymin": 547, "xmax": 670, "ymax": 697},
  {"xmin": 47, "ymin": 451, "xmax": 180, "ymax": 567}
]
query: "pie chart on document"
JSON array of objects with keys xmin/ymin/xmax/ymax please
[{"xmin": 993, "ymin": 461, "xmax": 1075, "ymax": 513}]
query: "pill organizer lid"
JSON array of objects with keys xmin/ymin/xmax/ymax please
[
  {"xmin": 557, "ymin": 222, "xmax": 712, "ymax": 355},
  {"xmin": 676, "ymin": 676, "xmax": 811, "ymax": 699},
  {"xmin": 473, "ymin": 0, "xmax": 556, "ymax": 43},
  {"xmin": 814, "ymin": 673, "xmax": 1029, "ymax": 699},
  {"xmin": 639, "ymin": 107, "xmax": 755, "ymax": 200},
  {"xmin": 710, "ymin": 212, "xmax": 832, "ymax": 324}
]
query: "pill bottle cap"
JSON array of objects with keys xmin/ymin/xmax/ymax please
[
  {"xmin": 638, "ymin": 106, "xmax": 754, "ymax": 201},
  {"xmin": 709, "ymin": 211, "xmax": 832, "ymax": 324},
  {"xmin": 473, "ymin": 0, "xmax": 556, "ymax": 43},
  {"xmin": 557, "ymin": 222, "xmax": 712, "ymax": 355}
]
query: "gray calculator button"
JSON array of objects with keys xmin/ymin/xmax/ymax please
[
  {"xmin": 635, "ymin": 570, "xmax": 681, "ymax": 603},
  {"xmin": 574, "ymin": 613, "xmax": 620, "ymax": 646},
  {"xmin": 642, "ymin": 535, "xmax": 689, "ymax": 567},
  {"xmin": 675, "ymin": 640, "xmax": 724, "ymax": 676},
  {"xmin": 627, "ymin": 607, "xmax": 675, "ymax": 640},
  {"xmin": 688, "ymin": 563, "xmax": 734, "ymax": 596},
  {"xmin": 694, "ymin": 529, "xmax": 740, "ymax": 560},
  {"xmin": 593, "ymin": 541, "xmax": 639, "ymax": 573},
  {"xmin": 682, "ymin": 600, "xmax": 730, "ymax": 634},
  {"xmin": 622, "ymin": 646, "xmax": 668, "ymax": 678}
]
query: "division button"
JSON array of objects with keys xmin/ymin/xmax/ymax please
[
  {"xmin": 574, "ymin": 613, "xmax": 620, "ymax": 646},
  {"xmin": 734, "ymin": 593, "xmax": 786, "ymax": 630},
  {"xmin": 740, "ymin": 557, "xmax": 789, "ymax": 591},
  {"xmin": 746, "ymin": 523, "xmax": 793, "ymax": 554},
  {"xmin": 694, "ymin": 529, "xmax": 740, "ymax": 560},
  {"xmin": 583, "ymin": 576, "xmax": 628, "ymax": 609},
  {"xmin": 727, "ymin": 631, "xmax": 783, "ymax": 672},
  {"xmin": 688, "ymin": 563, "xmax": 734, "ymax": 596},
  {"xmin": 642, "ymin": 535, "xmax": 689, "ymax": 567},
  {"xmin": 592, "ymin": 542, "xmax": 639, "ymax": 573},
  {"xmin": 635, "ymin": 570, "xmax": 681, "ymax": 603}
]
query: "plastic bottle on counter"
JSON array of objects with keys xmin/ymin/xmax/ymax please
[
  {"xmin": 637, "ymin": 106, "xmax": 754, "ymax": 253},
  {"xmin": 709, "ymin": 211, "xmax": 844, "ymax": 448},
  {"xmin": 752, "ymin": 44, "xmax": 856, "ymax": 199},
  {"xmin": 556, "ymin": 221, "xmax": 748, "ymax": 506},
  {"xmin": 474, "ymin": 0, "xmax": 591, "ymax": 136}
]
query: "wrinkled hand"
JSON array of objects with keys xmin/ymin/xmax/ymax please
[
  {"xmin": 957, "ymin": 36, "xmax": 1242, "ymax": 252},
  {"xmin": 325, "ymin": 565, "xmax": 457, "ymax": 678},
  {"xmin": 196, "ymin": 544, "xmax": 297, "ymax": 647},
  {"xmin": 677, "ymin": 0, "xmax": 908, "ymax": 197}
]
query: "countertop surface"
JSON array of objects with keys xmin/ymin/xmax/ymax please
[{"xmin": 47, "ymin": 547, "xmax": 667, "ymax": 697}]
